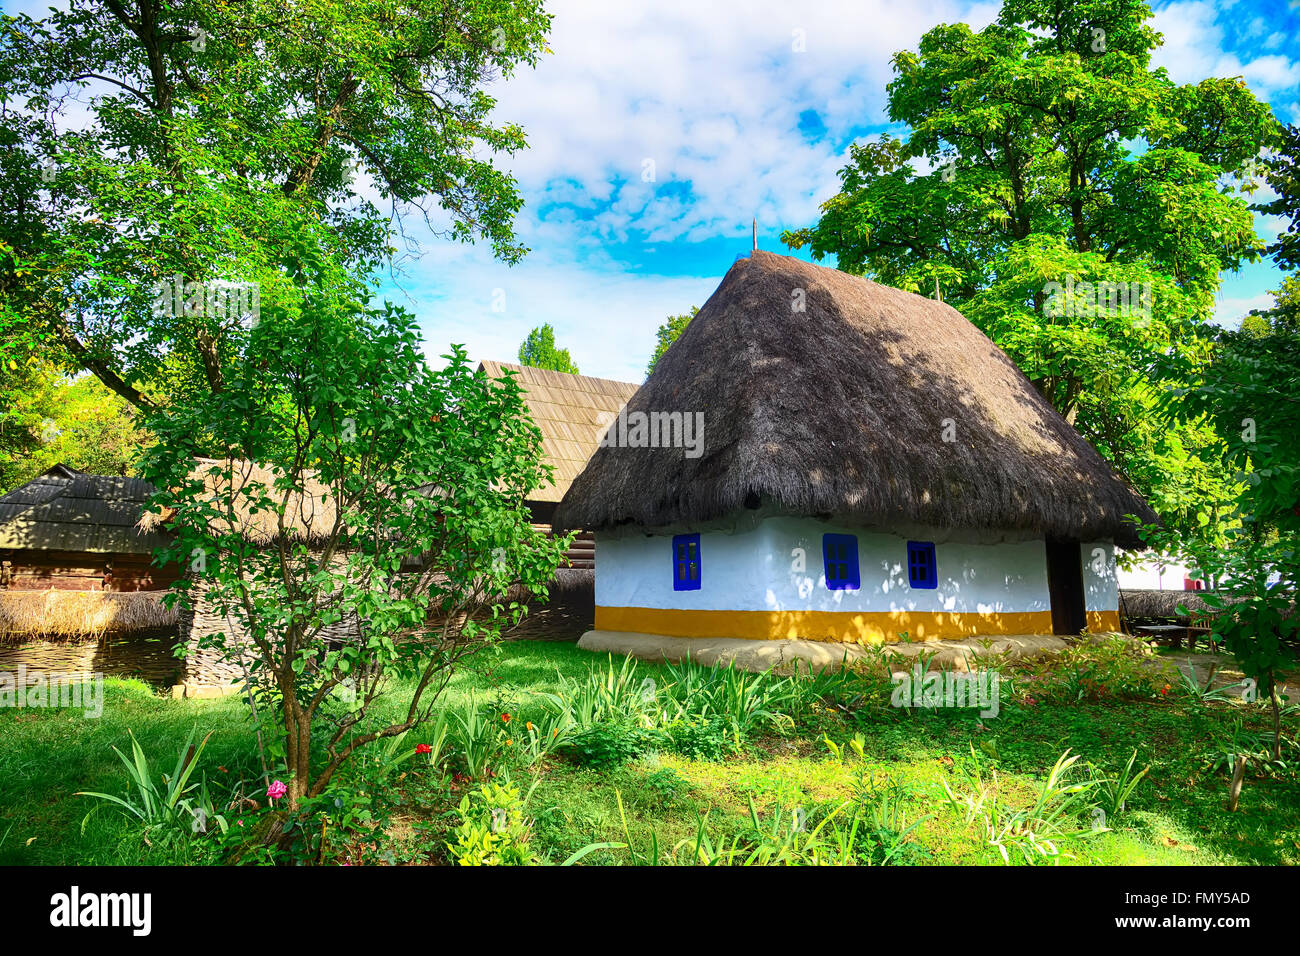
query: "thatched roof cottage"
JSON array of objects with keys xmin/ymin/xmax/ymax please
[{"xmin": 554, "ymin": 251, "xmax": 1155, "ymax": 644}]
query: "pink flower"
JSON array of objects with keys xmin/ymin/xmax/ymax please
[{"xmin": 267, "ymin": 780, "xmax": 288, "ymax": 801}]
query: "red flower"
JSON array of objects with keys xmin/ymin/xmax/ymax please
[
  {"xmin": 416, "ymin": 743, "xmax": 433, "ymax": 755},
  {"xmin": 501, "ymin": 713, "xmax": 512, "ymax": 723}
]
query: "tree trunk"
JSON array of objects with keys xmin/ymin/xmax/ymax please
[
  {"xmin": 1226, "ymin": 754, "xmax": 1248, "ymax": 812},
  {"xmin": 1271, "ymin": 688, "xmax": 1283, "ymax": 762}
]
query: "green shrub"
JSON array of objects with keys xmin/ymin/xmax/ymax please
[
  {"xmin": 940, "ymin": 747, "xmax": 1103, "ymax": 864},
  {"xmin": 667, "ymin": 716, "xmax": 739, "ymax": 761},
  {"xmin": 448, "ymin": 693, "xmax": 505, "ymax": 779},
  {"xmin": 448, "ymin": 781, "xmax": 535, "ymax": 866},
  {"xmin": 76, "ymin": 727, "xmax": 228, "ymax": 848},
  {"xmin": 557, "ymin": 654, "xmax": 661, "ymax": 730},
  {"xmin": 558, "ymin": 724, "xmax": 666, "ymax": 769},
  {"xmin": 1013, "ymin": 636, "xmax": 1163, "ymax": 703}
]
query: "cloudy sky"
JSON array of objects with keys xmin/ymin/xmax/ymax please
[
  {"xmin": 13, "ymin": 0, "xmax": 1299, "ymax": 381},
  {"xmin": 375, "ymin": 0, "xmax": 1299, "ymax": 383}
]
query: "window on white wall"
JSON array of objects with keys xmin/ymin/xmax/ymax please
[
  {"xmin": 907, "ymin": 541, "xmax": 937, "ymax": 589},
  {"xmin": 823, "ymin": 534, "xmax": 860, "ymax": 590},
  {"xmin": 673, "ymin": 534, "xmax": 701, "ymax": 591}
]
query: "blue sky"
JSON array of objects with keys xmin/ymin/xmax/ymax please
[
  {"xmin": 12, "ymin": 0, "xmax": 1298, "ymax": 382},
  {"xmin": 373, "ymin": 0, "xmax": 1300, "ymax": 383}
]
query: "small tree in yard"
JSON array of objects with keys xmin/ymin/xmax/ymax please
[
  {"xmin": 142, "ymin": 287, "xmax": 567, "ymax": 823},
  {"xmin": 646, "ymin": 307, "xmax": 698, "ymax": 378}
]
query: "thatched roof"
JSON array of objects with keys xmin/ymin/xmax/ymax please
[
  {"xmin": 0, "ymin": 465, "xmax": 168, "ymax": 555},
  {"xmin": 138, "ymin": 457, "xmax": 338, "ymax": 545},
  {"xmin": 553, "ymin": 250, "xmax": 1155, "ymax": 547},
  {"xmin": 479, "ymin": 361, "xmax": 640, "ymax": 503},
  {"xmin": 1, "ymin": 589, "xmax": 177, "ymax": 640}
]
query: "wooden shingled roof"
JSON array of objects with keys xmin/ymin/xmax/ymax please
[
  {"xmin": 0, "ymin": 465, "xmax": 169, "ymax": 555},
  {"xmin": 479, "ymin": 361, "xmax": 641, "ymax": 503}
]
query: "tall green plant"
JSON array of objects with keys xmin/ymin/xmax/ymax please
[{"xmin": 77, "ymin": 728, "xmax": 226, "ymax": 842}]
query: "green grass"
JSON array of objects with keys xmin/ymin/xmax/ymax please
[{"xmin": 1, "ymin": 639, "xmax": 1296, "ymax": 865}]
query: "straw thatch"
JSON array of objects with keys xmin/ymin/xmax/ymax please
[
  {"xmin": 480, "ymin": 361, "xmax": 640, "ymax": 503},
  {"xmin": 1120, "ymin": 589, "xmax": 1221, "ymax": 622},
  {"xmin": 0, "ymin": 465, "xmax": 169, "ymax": 555},
  {"xmin": 554, "ymin": 251, "xmax": 1155, "ymax": 547},
  {"xmin": 138, "ymin": 457, "xmax": 338, "ymax": 545},
  {"xmin": 0, "ymin": 589, "xmax": 177, "ymax": 641}
]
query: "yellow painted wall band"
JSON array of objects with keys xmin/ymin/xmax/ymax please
[{"xmin": 592, "ymin": 605, "xmax": 1096, "ymax": 643}]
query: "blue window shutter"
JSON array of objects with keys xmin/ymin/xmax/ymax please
[
  {"xmin": 907, "ymin": 541, "xmax": 937, "ymax": 589},
  {"xmin": 673, "ymin": 533, "xmax": 701, "ymax": 591},
  {"xmin": 822, "ymin": 534, "xmax": 860, "ymax": 590}
]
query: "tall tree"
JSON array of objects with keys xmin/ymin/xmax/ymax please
[
  {"xmin": 1257, "ymin": 123, "xmax": 1300, "ymax": 273},
  {"xmin": 0, "ymin": 362, "xmax": 144, "ymax": 492},
  {"xmin": 646, "ymin": 306, "xmax": 697, "ymax": 377},
  {"xmin": 1147, "ymin": 324, "xmax": 1300, "ymax": 760},
  {"xmin": 782, "ymin": 0, "xmax": 1277, "ymax": 542},
  {"xmin": 1, "ymin": 0, "xmax": 552, "ymax": 407},
  {"xmin": 517, "ymin": 322, "xmax": 579, "ymax": 374}
]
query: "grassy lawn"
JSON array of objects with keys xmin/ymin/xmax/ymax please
[{"xmin": 1, "ymin": 639, "xmax": 1296, "ymax": 866}]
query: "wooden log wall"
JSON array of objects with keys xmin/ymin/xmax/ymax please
[{"xmin": 0, "ymin": 549, "xmax": 179, "ymax": 592}]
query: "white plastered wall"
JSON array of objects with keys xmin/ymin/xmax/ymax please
[
  {"xmin": 1081, "ymin": 540, "xmax": 1119, "ymax": 615},
  {"xmin": 595, "ymin": 516, "xmax": 1058, "ymax": 616}
]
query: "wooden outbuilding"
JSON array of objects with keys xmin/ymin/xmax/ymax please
[
  {"xmin": 0, "ymin": 464, "xmax": 177, "ymax": 639},
  {"xmin": 478, "ymin": 361, "xmax": 640, "ymax": 571}
]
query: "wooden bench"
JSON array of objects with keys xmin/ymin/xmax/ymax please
[{"xmin": 1135, "ymin": 623, "xmax": 1215, "ymax": 652}]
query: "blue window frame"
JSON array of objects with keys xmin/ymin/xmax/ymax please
[
  {"xmin": 673, "ymin": 533, "xmax": 701, "ymax": 591},
  {"xmin": 822, "ymin": 534, "xmax": 860, "ymax": 590},
  {"xmin": 907, "ymin": 541, "xmax": 938, "ymax": 589}
]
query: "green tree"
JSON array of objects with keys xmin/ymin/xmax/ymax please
[
  {"xmin": 1147, "ymin": 326, "xmax": 1300, "ymax": 760},
  {"xmin": 1248, "ymin": 126, "xmax": 1300, "ymax": 332},
  {"xmin": 782, "ymin": 0, "xmax": 1276, "ymax": 542},
  {"xmin": 1256, "ymin": 123, "xmax": 1300, "ymax": 273},
  {"xmin": 646, "ymin": 307, "xmax": 697, "ymax": 377},
  {"xmin": 1244, "ymin": 276, "xmax": 1300, "ymax": 336},
  {"xmin": 517, "ymin": 323, "xmax": 579, "ymax": 374},
  {"xmin": 143, "ymin": 293, "xmax": 567, "ymax": 816},
  {"xmin": 1, "ymin": 0, "xmax": 552, "ymax": 408},
  {"xmin": 0, "ymin": 365, "xmax": 143, "ymax": 491}
]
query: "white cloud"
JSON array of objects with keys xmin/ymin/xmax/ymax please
[
  {"xmin": 483, "ymin": 0, "xmax": 1002, "ymax": 243},
  {"xmin": 1214, "ymin": 289, "xmax": 1275, "ymax": 326},
  {"xmin": 392, "ymin": 0, "xmax": 1008, "ymax": 377},
  {"xmin": 1151, "ymin": 1, "xmax": 1300, "ymax": 103}
]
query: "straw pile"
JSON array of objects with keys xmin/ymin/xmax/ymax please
[{"xmin": 0, "ymin": 589, "xmax": 177, "ymax": 641}]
